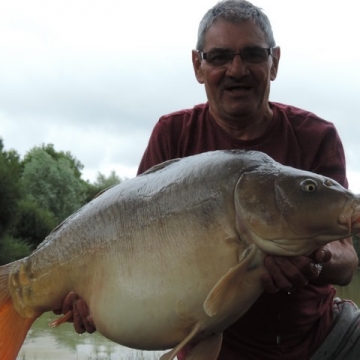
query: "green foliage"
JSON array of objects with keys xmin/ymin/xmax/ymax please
[
  {"xmin": 13, "ymin": 199, "xmax": 57, "ymax": 248},
  {"xmin": 0, "ymin": 138, "xmax": 124, "ymax": 263},
  {"xmin": 95, "ymin": 170, "xmax": 122, "ymax": 188},
  {"xmin": 0, "ymin": 234, "xmax": 31, "ymax": 265},
  {"xmin": 23, "ymin": 143, "xmax": 84, "ymax": 179},
  {"xmin": 22, "ymin": 146, "xmax": 87, "ymax": 223},
  {"xmin": 85, "ymin": 170, "xmax": 123, "ymax": 203},
  {"xmin": 0, "ymin": 141, "xmax": 22, "ymax": 237}
]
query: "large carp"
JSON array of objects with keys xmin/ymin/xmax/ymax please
[{"xmin": 1, "ymin": 150, "xmax": 360, "ymax": 360}]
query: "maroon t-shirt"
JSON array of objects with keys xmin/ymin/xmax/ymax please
[{"xmin": 138, "ymin": 102, "xmax": 348, "ymax": 360}]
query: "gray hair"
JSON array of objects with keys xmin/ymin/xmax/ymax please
[{"xmin": 196, "ymin": 0, "xmax": 276, "ymax": 50}]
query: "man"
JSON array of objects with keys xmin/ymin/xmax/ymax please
[{"xmin": 59, "ymin": 1, "xmax": 360, "ymax": 359}]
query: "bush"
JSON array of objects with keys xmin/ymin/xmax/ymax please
[
  {"xmin": 0, "ymin": 149, "xmax": 22, "ymax": 237},
  {"xmin": 0, "ymin": 234, "xmax": 31, "ymax": 265},
  {"xmin": 13, "ymin": 199, "xmax": 57, "ymax": 248}
]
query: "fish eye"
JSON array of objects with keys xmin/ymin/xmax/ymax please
[{"xmin": 300, "ymin": 179, "xmax": 318, "ymax": 193}]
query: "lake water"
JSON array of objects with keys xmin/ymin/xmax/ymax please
[
  {"xmin": 17, "ymin": 269, "xmax": 360, "ymax": 360},
  {"xmin": 17, "ymin": 312, "xmax": 165, "ymax": 360}
]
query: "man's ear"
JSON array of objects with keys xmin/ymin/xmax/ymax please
[
  {"xmin": 270, "ymin": 46, "xmax": 281, "ymax": 81},
  {"xmin": 192, "ymin": 50, "xmax": 205, "ymax": 84}
]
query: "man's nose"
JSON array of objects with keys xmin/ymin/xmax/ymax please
[{"xmin": 226, "ymin": 54, "xmax": 250, "ymax": 77}]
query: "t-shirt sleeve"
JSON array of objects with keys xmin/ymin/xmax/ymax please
[
  {"xmin": 311, "ymin": 124, "xmax": 348, "ymax": 188},
  {"xmin": 137, "ymin": 119, "xmax": 170, "ymax": 175}
]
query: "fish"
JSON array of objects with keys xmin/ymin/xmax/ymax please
[{"xmin": 1, "ymin": 149, "xmax": 360, "ymax": 360}]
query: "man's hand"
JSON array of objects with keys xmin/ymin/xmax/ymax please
[
  {"xmin": 261, "ymin": 246, "xmax": 332, "ymax": 293},
  {"xmin": 53, "ymin": 292, "xmax": 96, "ymax": 334}
]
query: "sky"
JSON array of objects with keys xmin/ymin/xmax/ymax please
[{"xmin": 1, "ymin": 0, "xmax": 360, "ymax": 192}]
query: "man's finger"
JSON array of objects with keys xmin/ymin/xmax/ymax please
[
  {"xmin": 73, "ymin": 299, "xmax": 86, "ymax": 334},
  {"xmin": 313, "ymin": 246, "xmax": 332, "ymax": 263},
  {"xmin": 273, "ymin": 257, "xmax": 309, "ymax": 288},
  {"xmin": 261, "ymin": 272, "xmax": 280, "ymax": 293},
  {"xmin": 76, "ymin": 299, "xmax": 97, "ymax": 334},
  {"xmin": 62, "ymin": 291, "xmax": 79, "ymax": 316},
  {"xmin": 263, "ymin": 256, "xmax": 292, "ymax": 291}
]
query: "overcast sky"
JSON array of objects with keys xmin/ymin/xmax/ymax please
[{"xmin": 1, "ymin": 0, "xmax": 360, "ymax": 192}]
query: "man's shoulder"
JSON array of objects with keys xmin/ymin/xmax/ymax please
[
  {"xmin": 271, "ymin": 102, "xmax": 334, "ymax": 128},
  {"xmin": 160, "ymin": 103, "xmax": 209, "ymax": 121}
]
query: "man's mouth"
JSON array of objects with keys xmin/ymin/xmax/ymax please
[{"xmin": 225, "ymin": 84, "xmax": 252, "ymax": 94}]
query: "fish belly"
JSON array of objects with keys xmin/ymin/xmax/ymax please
[{"xmin": 80, "ymin": 234, "xmax": 242, "ymax": 350}]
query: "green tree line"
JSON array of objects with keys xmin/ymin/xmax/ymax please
[{"xmin": 0, "ymin": 137, "xmax": 123, "ymax": 265}]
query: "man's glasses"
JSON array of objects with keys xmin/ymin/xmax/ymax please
[{"xmin": 198, "ymin": 47, "xmax": 273, "ymax": 67}]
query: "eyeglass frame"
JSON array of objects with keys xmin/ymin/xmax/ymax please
[{"xmin": 197, "ymin": 47, "xmax": 274, "ymax": 67}]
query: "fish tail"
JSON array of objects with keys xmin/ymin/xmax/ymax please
[{"xmin": 0, "ymin": 264, "xmax": 36, "ymax": 360}]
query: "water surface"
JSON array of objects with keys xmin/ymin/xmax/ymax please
[{"xmin": 18, "ymin": 313, "xmax": 165, "ymax": 359}]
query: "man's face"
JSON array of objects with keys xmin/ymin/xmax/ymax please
[{"xmin": 192, "ymin": 18, "xmax": 280, "ymax": 121}]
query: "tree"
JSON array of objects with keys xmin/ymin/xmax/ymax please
[
  {"xmin": 23, "ymin": 143, "xmax": 84, "ymax": 179},
  {"xmin": 0, "ymin": 138, "xmax": 22, "ymax": 237},
  {"xmin": 22, "ymin": 145, "xmax": 87, "ymax": 224},
  {"xmin": 13, "ymin": 199, "xmax": 57, "ymax": 248},
  {"xmin": 85, "ymin": 170, "xmax": 123, "ymax": 203},
  {"xmin": 0, "ymin": 139, "xmax": 125, "ymax": 260},
  {"xmin": 0, "ymin": 234, "xmax": 31, "ymax": 265},
  {"xmin": 0, "ymin": 138, "xmax": 29, "ymax": 264}
]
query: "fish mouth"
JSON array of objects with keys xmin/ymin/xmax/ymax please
[
  {"xmin": 350, "ymin": 210, "xmax": 360, "ymax": 229},
  {"xmin": 338, "ymin": 203, "xmax": 360, "ymax": 235}
]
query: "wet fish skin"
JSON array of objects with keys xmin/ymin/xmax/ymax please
[{"xmin": 1, "ymin": 150, "xmax": 360, "ymax": 360}]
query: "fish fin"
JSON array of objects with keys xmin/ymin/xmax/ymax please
[
  {"xmin": 160, "ymin": 331, "xmax": 222, "ymax": 360},
  {"xmin": 159, "ymin": 349, "xmax": 177, "ymax": 360},
  {"xmin": 203, "ymin": 262, "xmax": 248, "ymax": 317},
  {"xmin": 203, "ymin": 245, "xmax": 262, "ymax": 317},
  {"xmin": 141, "ymin": 158, "xmax": 181, "ymax": 176},
  {"xmin": 159, "ymin": 323, "xmax": 202, "ymax": 360},
  {"xmin": 0, "ymin": 265, "xmax": 36, "ymax": 360},
  {"xmin": 185, "ymin": 333, "xmax": 222, "ymax": 360}
]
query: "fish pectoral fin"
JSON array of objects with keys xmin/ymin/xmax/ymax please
[
  {"xmin": 159, "ymin": 325, "xmax": 222, "ymax": 360},
  {"xmin": 160, "ymin": 323, "xmax": 202, "ymax": 360},
  {"xmin": 185, "ymin": 333, "xmax": 222, "ymax": 360},
  {"xmin": 203, "ymin": 262, "xmax": 248, "ymax": 317}
]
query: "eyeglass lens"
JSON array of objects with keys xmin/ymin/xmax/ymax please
[{"xmin": 202, "ymin": 47, "xmax": 271, "ymax": 66}]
